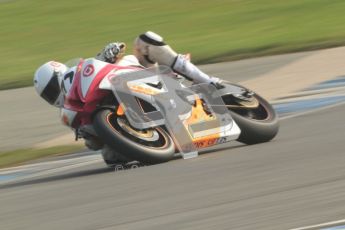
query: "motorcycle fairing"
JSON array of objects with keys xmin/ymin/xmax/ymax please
[
  {"xmin": 63, "ymin": 58, "xmax": 138, "ymax": 127},
  {"xmin": 79, "ymin": 59, "xmax": 109, "ymax": 100},
  {"xmin": 109, "ymin": 67, "xmax": 241, "ymax": 158}
]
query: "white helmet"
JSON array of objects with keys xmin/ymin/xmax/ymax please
[{"xmin": 33, "ymin": 61, "xmax": 67, "ymax": 107}]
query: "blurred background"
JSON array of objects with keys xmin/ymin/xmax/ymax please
[{"xmin": 1, "ymin": 0, "xmax": 345, "ymax": 89}]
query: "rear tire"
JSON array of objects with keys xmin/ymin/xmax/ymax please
[{"xmin": 93, "ymin": 109, "xmax": 175, "ymax": 164}]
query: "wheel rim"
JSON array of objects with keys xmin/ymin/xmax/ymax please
[
  {"xmin": 106, "ymin": 112, "xmax": 169, "ymax": 148},
  {"xmin": 222, "ymin": 94, "xmax": 271, "ymax": 121}
]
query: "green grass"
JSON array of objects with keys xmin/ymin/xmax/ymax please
[
  {"xmin": 1, "ymin": 0, "xmax": 345, "ymax": 90},
  {"xmin": 0, "ymin": 145, "xmax": 84, "ymax": 169}
]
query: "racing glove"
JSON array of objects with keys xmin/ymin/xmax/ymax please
[{"xmin": 96, "ymin": 42, "xmax": 126, "ymax": 63}]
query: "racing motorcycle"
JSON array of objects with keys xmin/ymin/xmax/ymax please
[{"xmin": 53, "ymin": 57, "xmax": 279, "ymax": 165}]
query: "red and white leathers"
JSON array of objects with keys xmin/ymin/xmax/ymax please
[{"xmin": 60, "ymin": 32, "xmax": 223, "ymax": 155}]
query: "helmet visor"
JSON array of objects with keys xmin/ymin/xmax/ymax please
[{"xmin": 41, "ymin": 71, "xmax": 60, "ymax": 105}]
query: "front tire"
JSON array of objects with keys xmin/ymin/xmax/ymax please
[
  {"xmin": 93, "ymin": 109, "xmax": 175, "ymax": 164},
  {"xmin": 222, "ymin": 88, "xmax": 279, "ymax": 145}
]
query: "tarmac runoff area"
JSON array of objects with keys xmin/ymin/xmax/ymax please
[
  {"xmin": 1, "ymin": 100, "xmax": 345, "ymax": 229},
  {"xmin": 0, "ymin": 47, "xmax": 345, "ymax": 229}
]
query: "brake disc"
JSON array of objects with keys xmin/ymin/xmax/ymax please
[{"xmin": 117, "ymin": 118, "xmax": 159, "ymax": 142}]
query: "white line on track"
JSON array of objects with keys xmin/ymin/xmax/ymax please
[
  {"xmin": 272, "ymin": 90, "xmax": 345, "ymax": 104},
  {"xmin": 0, "ymin": 158, "xmax": 103, "ymax": 185},
  {"xmin": 0, "ymin": 151, "xmax": 104, "ymax": 185},
  {"xmin": 290, "ymin": 219, "xmax": 345, "ymax": 230},
  {"xmin": 0, "ymin": 150, "xmax": 100, "ymax": 174},
  {"xmin": 18, "ymin": 158, "xmax": 102, "ymax": 178},
  {"xmin": 279, "ymin": 100, "xmax": 345, "ymax": 120}
]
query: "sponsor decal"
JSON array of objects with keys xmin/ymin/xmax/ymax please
[
  {"xmin": 193, "ymin": 137, "xmax": 228, "ymax": 149},
  {"xmin": 62, "ymin": 114, "xmax": 69, "ymax": 126},
  {"xmin": 83, "ymin": 64, "xmax": 95, "ymax": 77},
  {"xmin": 50, "ymin": 61, "xmax": 61, "ymax": 68}
]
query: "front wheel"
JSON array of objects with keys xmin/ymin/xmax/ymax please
[
  {"xmin": 93, "ymin": 109, "xmax": 175, "ymax": 164},
  {"xmin": 221, "ymin": 86, "xmax": 279, "ymax": 145}
]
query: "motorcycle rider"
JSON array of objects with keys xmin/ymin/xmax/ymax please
[
  {"xmin": 95, "ymin": 31, "xmax": 222, "ymax": 86},
  {"xmin": 34, "ymin": 31, "xmax": 223, "ymax": 162},
  {"xmin": 34, "ymin": 31, "xmax": 222, "ymax": 106}
]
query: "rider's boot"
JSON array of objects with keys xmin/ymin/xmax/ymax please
[
  {"xmin": 134, "ymin": 31, "xmax": 223, "ymax": 87},
  {"xmin": 101, "ymin": 145, "xmax": 131, "ymax": 166},
  {"xmin": 84, "ymin": 137, "xmax": 104, "ymax": 151},
  {"xmin": 79, "ymin": 125, "xmax": 104, "ymax": 151}
]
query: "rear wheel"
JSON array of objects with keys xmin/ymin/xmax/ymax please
[{"xmin": 93, "ymin": 109, "xmax": 175, "ymax": 164}]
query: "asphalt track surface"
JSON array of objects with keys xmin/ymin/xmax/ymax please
[
  {"xmin": 1, "ymin": 103, "xmax": 345, "ymax": 230},
  {"xmin": 1, "ymin": 51, "xmax": 345, "ymax": 230}
]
